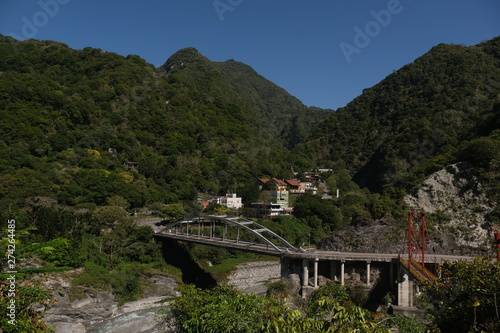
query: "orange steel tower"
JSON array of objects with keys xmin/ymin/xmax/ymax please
[{"xmin": 408, "ymin": 211, "xmax": 427, "ymax": 268}]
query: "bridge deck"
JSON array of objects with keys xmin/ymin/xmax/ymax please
[
  {"xmin": 154, "ymin": 231, "xmax": 473, "ymax": 262},
  {"xmin": 154, "ymin": 232, "xmax": 292, "ymax": 256}
]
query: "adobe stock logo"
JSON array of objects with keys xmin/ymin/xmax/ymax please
[
  {"xmin": 340, "ymin": 0, "xmax": 407, "ymax": 64},
  {"xmin": 213, "ymin": 0, "xmax": 243, "ymax": 22},
  {"xmin": 9, "ymin": 0, "xmax": 71, "ymax": 40}
]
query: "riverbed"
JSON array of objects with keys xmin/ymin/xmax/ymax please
[
  {"xmin": 86, "ymin": 300, "xmax": 169, "ymax": 333},
  {"xmin": 43, "ymin": 261, "xmax": 279, "ymax": 332}
]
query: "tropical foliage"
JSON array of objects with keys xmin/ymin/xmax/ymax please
[
  {"xmin": 0, "ymin": 280, "xmax": 55, "ymax": 333},
  {"xmin": 425, "ymin": 257, "xmax": 500, "ymax": 333},
  {"xmin": 1, "ymin": 33, "xmax": 500, "ymax": 331},
  {"xmin": 166, "ymin": 284, "xmax": 393, "ymax": 333}
]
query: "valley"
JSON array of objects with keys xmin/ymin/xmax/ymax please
[{"xmin": 0, "ymin": 34, "xmax": 499, "ymax": 332}]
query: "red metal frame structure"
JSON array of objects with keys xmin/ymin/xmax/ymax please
[{"xmin": 408, "ymin": 211, "xmax": 427, "ymax": 268}]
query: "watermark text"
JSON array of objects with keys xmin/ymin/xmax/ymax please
[
  {"xmin": 9, "ymin": 0, "xmax": 72, "ymax": 41},
  {"xmin": 213, "ymin": 0, "xmax": 243, "ymax": 22},
  {"xmin": 340, "ymin": 0, "xmax": 407, "ymax": 63},
  {"xmin": 5, "ymin": 219, "xmax": 17, "ymax": 326}
]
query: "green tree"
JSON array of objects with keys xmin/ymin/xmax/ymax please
[
  {"xmin": 26, "ymin": 237, "xmax": 75, "ymax": 267},
  {"xmin": 307, "ymin": 283, "xmax": 350, "ymax": 319},
  {"xmin": 460, "ymin": 136, "xmax": 500, "ymax": 167},
  {"xmin": 293, "ymin": 193, "xmax": 343, "ymax": 231},
  {"xmin": 92, "ymin": 205, "xmax": 128, "ymax": 226},
  {"xmin": 167, "ymin": 284, "xmax": 389, "ymax": 333},
  {"xmin": 169, "ymin": 285, "xmax": 284, "ymax": 333},
  {"xmin": 205, "ymin": 203, "xmax": 232, "ymax": 216},
  {"xmin": 160, "ymin": 203, "xmax": 186, "ymax": 223},
  {"xmin": 425, "ymin": 257, "xmax": 500, "ymax": 333},
  {"xmin": 106, "ymin": 195, "xmax": 130, "ymax": 210}
]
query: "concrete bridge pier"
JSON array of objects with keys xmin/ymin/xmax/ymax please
[
  {"xmin": 278, "ymin": 256, "xmax": 427, "ymax": 306},
  {"xmin": 302, "ymin": 258, "xmax": 309, "ymax": 287},
  {"xmin": 340, "ymin": 260, "xmax": 345, "ymax": 285},
  {"xmin": 396, "ymin": 262, "xmax": 414, "ymax": 308},
  {"xmin": 294, "ymin": 258, "xmax": 321, "ymax": 298},
  {"xmin": 326, "ymin": 260, "xmax": 346, "ymax": 285},
  {"xmin": 366, "ymin": 261, "xmax": 371, "ymax": 286},
  {"xmin": 313, "ymin": 258, "xmax": 319, "ymax": 288},
  {"xmin": 279, "ymin": 257, "xmax": 421, "ymax": 306}
]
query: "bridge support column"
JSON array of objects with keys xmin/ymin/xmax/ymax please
[
  {"xmin": 397, "ymin": 264, "xmax": 413, "ymax": 307},
  {"xmin": 313, "ymin": 258, "xmax": 319, "ymax": 288},
  {"xmin": 340, "ymin": 260, "xmax": 345, "ymax": 285},
  {"xmin": 302, "ymin": 259, "xmax": 309, "ymax": 287},
  {"xmin": 366, "ymin": 261, "xmax": 371, "ymax": 286}
]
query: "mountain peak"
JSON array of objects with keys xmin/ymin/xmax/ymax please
[{"xmin": 159, "ymin": 47, "xmax": 205, "ymax": 73}]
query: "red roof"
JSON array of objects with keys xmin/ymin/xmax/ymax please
[
  {"xmin": 285, "ymin": 179, "xmax": 302, "ymax": 187},
  {"xmin": 258, "ymin": 178, "xmax": 287, "ymax": 186}
]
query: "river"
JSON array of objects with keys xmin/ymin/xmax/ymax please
[
  {"xmin": 44, "ymin": 260, "xmax": 279, "ymax": 332},
  {"xmin": 87, "ymin": 307, "xmax": 167, "ymax": 333}
]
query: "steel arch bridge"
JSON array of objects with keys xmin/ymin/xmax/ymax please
[{"xmin": 155, "ymin": 215, "xmax": 302, "ymax": 256}]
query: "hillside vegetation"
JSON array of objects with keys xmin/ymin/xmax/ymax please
[
  {"xmin": 1, "ymin": 33, "xmax": 500, "ymax": 333},
  {"xmin": 0, "ymin": 36, "xmax": 331, "ymax": 211},
  {"xmin": 298, "ymin": 37, "xmax": 500, "ymax": 228},
  {"xmin": 0, "ymin": 33, "xmax": 499, "ymax": 235},
  {"xmin": 0, "ymin": 35, "xmax": 499, "ymax": 248}
]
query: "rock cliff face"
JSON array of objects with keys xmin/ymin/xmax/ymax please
[
  {"xmin": 405, "ymin": 162, "xmax": 496, "ymax": 251},
  {"xmin": 317, "ymin": 219, "xmax": 405, "ymax": 254},
  {"xmin": 319, "ymin": 162, "xmax": 497, "ymax": 255},
  {"xmin": 40, "ymin": 270, "xmax": 178, "ymax": 333}
]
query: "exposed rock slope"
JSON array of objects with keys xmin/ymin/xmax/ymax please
[
  {"xmin": 405, "ymin": 162, "xmax": 496, "ymax": 251},
  {"xmin": 39, "ymin": 270, "xmax": 178, "ymax": 332}
]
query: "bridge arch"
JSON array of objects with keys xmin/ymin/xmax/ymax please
[{"xmin": 158, "ymin": 215, "xmax": 301, "ymax": 255}]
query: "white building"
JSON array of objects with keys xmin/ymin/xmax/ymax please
[
  {"xmin": 302, "ymin": 182, "xmax": 318, "ymax": 195},
  {"xmin": 218, "ymin": 193, "xmax": 243, "ymax": 210}
]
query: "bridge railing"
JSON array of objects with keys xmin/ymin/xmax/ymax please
[
  {"xmin": 399, "ymin": 257, "xmax": 439, "ymax": 284},
  {"xmin": 158, "ymin": 215, "xmax": 301, "ymax": 254}
]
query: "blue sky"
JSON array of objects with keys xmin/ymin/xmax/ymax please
[{"xmin": 1, "ymin": 0, "xmax": 499, "ymax": 110}]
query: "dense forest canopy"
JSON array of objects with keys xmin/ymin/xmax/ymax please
[
  {"xmin": 0, "ymin": 35, "xmax": 330, "ymax": 211},
  {"xmin": 0, "ymin": 34, "xmax": 499, "ymax": 242},
  {"xmin": 1, "ymin": 33, "xmax": 500, "ymax": 333},
  {"xmin": 1, "ymin": 35, "xmax": 499, "ymax": 215},
  {"xmin": 301, "ymin": 38, "xmax": 500, "ymax": 194}
]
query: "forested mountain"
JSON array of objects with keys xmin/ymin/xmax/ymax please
[
  {"xmin": 300, "ymin": 37, "xmax": 500, "ymax": 198},
  {"xmin": 1, "ymin": 33, "xmax": 500, "ymax": 333},
  {"xmin": 1, "ymin": 34, "xmax": 499, "ymax": 223},
  {"xmin": 161, "ymin": 47, "xmax": 332, "ymax": 148},
  {"xmin": 0, "ymin": 35, "xmax": 329, "ymax": 209}
]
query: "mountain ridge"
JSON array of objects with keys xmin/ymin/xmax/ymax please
[
  {"xmin": 159, "ymin": 46, "xmax": 332, "ymax": 147},
  {"xmin": 299, "ymin": 37, "xmax": 500, "ymax": 194},
  {"xmin": 0, "ymin": 35, "xmax": 499, "ymax": 244}
]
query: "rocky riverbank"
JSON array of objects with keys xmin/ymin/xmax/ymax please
[
  {"xmin": 40, "ymin": 270, "xmax": 178, "ymax": 333},
  {"xmin": 227, "ymin": 260, "xmax": 281, "ymax": 295},
  {"xmin": 38, "ymin": 260, "xmax": 281, "ymax": 332}
]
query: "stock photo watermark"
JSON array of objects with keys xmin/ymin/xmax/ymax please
[
  {"xmin": 340, "ymin": 0, "xmax": 409, "ymax": 64},
  {"xmin": 9, "ymin": 0, "xmax": 72, "ymax": 41},
  {"xmin": 5, "ymin": 219, "xmax": 17, "ymax": 326},
  {"xmin": 213, "ymin": 0, "xmax": 243, "ymax": 21}
]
